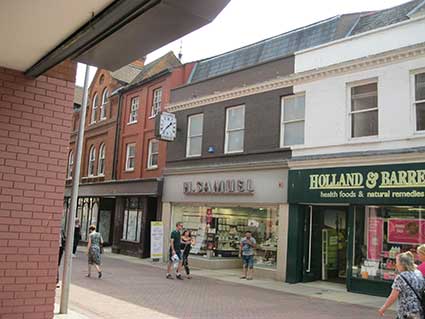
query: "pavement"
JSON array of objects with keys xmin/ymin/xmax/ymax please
[{"xmin": 54, "ymin": 248, "xmax": 396, "ymax": 319}]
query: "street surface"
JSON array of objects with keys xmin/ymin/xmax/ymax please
[{"xmin": 57, "ymin": 253, "xmax": 392, "ymax": 319}]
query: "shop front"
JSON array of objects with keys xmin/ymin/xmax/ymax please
[
  {"xmin": 286, "ymin": 162, "xmax": 425, "ymax": 296},
  {"xmin": 162, "ymin": 168, "xmax": 288, "ymax": 280}
]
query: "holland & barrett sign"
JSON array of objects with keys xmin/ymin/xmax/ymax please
[{"xmin": 288, "ymin": 163, "xmax": 425, "ymax": 204}]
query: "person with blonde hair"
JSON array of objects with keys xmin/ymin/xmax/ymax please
[
  {"xmin": 379, "ymin": 251, "xmax": 424, "ymax": 318},
  {"xmin": 417, "ymin": 244, "xmax": 425, "ymax": 276},
  {"xmin": 86, "ymin": 224, "xmax": 103, "ymax": 278}
]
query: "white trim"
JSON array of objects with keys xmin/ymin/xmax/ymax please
[
  {"xmin": 151, "ymin": 87, "xmax": 162, "ymax": 117},
  {"xmin": 166, "ymin": 43, "xmax": 425, "ymax": 113},
  {"xmin": 147, "ymin": 139, "xmax": 159, "ymax": 169},
  {"xmin": 186, "ymin": 113, "xmax": 203, "ymax": 157},
  {"xmin": 125, "ymin": 143, "xmax": 136, "ymax": 172},
  {"xmin": 280, "ymin": 93, "xmax": 305, "ymax": 148},
  {"xmin": 224, "ymin": 105, "xmax": 245, "ymax": 154},
  {"xmin": 88, "ymin": 146, "xmax": 96, "ymax": 177},
  {"xmin": 100, "ymin": 88, "xmax": 109, "ymax": 121},
  {"xmin": 411, "ymin": 68, "xmax": 425, "ymax": 134},
  {"xmin": 67, "ymin": 150, "xmax": 73, "ymax": 179},
  {"xmin": 97, "ymin": 143, "xmax": 106, "ymax": 176},
  {"xmin": 128, "ymin": 97, "xmax": 139, "ymax": 124},
  {"xmin": 90, "ymin": 94, "xmax": 98, "ymax": 124},
  {"xmin": 347, "ymin": 79, "xmax": 379, "ymax": 140}
]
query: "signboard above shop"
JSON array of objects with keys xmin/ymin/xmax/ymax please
[{"xmin": 288, "ymin": 162, "xmax": 425, "ymax": 205}]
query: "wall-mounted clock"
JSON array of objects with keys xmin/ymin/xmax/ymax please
[{"xmin": 155, "ymin": 112, "xmax": 177, "ymax": 141}]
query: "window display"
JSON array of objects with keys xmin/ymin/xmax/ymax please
[
  {"xmin": 172, "ymin": 204, "xmax": 279, "ymax": 268},
  {"xmin": 122, "ymin": 197, "xmax": 142, "ymax": 242},
  {"xmin": 352, "ymin": 206, "xmax": 425, "ymax": 282}
]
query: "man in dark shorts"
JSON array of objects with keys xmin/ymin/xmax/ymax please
[
  {"xmin": 240, "ymin": 231, "xmax": 256, "ymax": 280},
  {"xmin": 166, "ymin": 221, "xmax": 184, "ymax": 280}
]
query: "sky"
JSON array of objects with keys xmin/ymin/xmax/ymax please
[{"xmin": 75, "ymin": 0, "xmax": 409, "ymax": 87}]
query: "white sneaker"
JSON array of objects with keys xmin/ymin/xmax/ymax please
[{"xmin": 72, "ymin": 254, "xmax": 76, "ymax": 258}]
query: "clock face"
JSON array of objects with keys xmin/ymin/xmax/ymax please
[{"xmin": 159, "ymin": 112, "xmax": 176, "ymax": 141}]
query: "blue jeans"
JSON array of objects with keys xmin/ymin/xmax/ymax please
[{"xmin": 242, "ymin": 255, "xmax": 254, "ymax": 269}]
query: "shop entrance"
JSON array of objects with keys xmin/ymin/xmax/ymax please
[{"xmin": 303, "ymin": 206, "xmax": 348, "ymax": 283}]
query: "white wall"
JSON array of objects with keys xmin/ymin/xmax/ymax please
[
  {"xmin": 292, "ymin": 55, "xmax": 425, "ymax": 158},
  {"xmin": 295, "ymin": 17, "xmax": 425, "ymax": 73}
]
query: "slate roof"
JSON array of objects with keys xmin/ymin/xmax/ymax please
[
  {"xmin": 349, "ymin": 0, "xmax": 423, "ymax": 35},
  {"xmin": 189, "ymin": 0, "xmax": 425, "ymax": 84},
  {"xmin": 130, "ymin": 51, "xmax": 181, "ymax": 85},
  {"xmin": 110, "ymin": 64, "xmax": 144, "ymax": 84}
]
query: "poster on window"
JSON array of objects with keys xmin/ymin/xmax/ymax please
[
  {"xmin": 150, "ymin": 221, "xmax": 163, "ymax": 260},
  {"xmin": 388, "ymin": 219, "xmax": 425, "ymax": 245},
  {"xmin": 367, "ymin": 218, "xmax": 384, "ymax": 260}
]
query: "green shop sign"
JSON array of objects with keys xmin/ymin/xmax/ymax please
[{"xmin": 288, "ymin": 162, "xmax": 425, "ymax": 205}]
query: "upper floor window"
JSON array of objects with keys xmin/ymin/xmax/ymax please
[
  {"xmin": 67, "ymin": 151, "xmax": 74, "ymax": 179},
  {"xmin": 98, "ymin": 143, "xmax": 106, "ymax": 176},
  {"xmin": 147, "ymin": 139, "xmax": 159, "ymax": 169},
  {"xmin": 88, "ymin": 146, "xmax": 96, "ymax": 177},
  {"xmin": 225, "ymin": 105, "xmax": 245, "ymax": 154},
  {"xmin": 186, "ymin": 114, "xmax": 203, "ymax": 157},
  {"xmin": 91, "ymin": 94, "xmax": 98, "ymax": 124},
  {"xmin": 280, "ymin": 94, "xmax": 305, "ymax": 147},
  {"xmin": 100, "ymin": 89, "xmax": 109, "ymax": 120},
  {"xmin": 349, "ymin": 82, "xmax": 378, "ymax": 138},
  {"xmin": 128, "ymin": 97, "xmax": 139, "ymax": 124},
  {"xmin": 125, "ymin": 143, "xmax": 136, "ymax": 171},
  {"xmin": 151, "ymin": 88, "xmax": 162, "ymax": 117},
  {"xmin": 414, "ymin": 72, "xmax": 425, "ymax": 132}
]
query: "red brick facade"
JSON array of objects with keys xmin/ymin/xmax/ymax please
[{"xmin": 0, "ymin": 61, "xmax": 77, "ymax": 319}]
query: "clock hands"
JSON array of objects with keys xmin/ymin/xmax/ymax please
[{"xmin": 161, "ymin": 122, "xmax": 173, "ymax": 135}]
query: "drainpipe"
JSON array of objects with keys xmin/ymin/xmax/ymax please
[{"xmin": 112, "ymin": 92, "xmax": 123, "ymax": 180}]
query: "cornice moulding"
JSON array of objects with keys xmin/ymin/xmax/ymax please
[{"xmin": 167, "ymin": 43, "xmax": 425, "ymax": 113}]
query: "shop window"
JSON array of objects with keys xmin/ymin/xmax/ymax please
[
  {"xmin": 100, "ymin": 88, "xmax": 109, "ymax": 120},
  {"xmin": 128, "ymin": 97, "xmax": 139, "ymax": 124},
  {"xmin": 172, "ymin": 204, "xmax": 279, "ymax": 268},
  {"xmin": 125, "ymin": 143, "xmax": 136, "ymax": 171},
  {"xmin": 147, "ymin": 139, "xmax": 159, "ymax": 169},
  {"xmin": 280, "ymin": 94, "xmax": 305, "ymax": 146},
  {"xmin": 352, "ymin": 206, "xmax": 425, "ymax": 283},
  {"xmin": 67, "ymin": 150, "xmax": 73, "ymax": 179},
  {"xmin": 78, "ymin": 197, "xmax": 100, "ymax": 241},
  {"xmin": 122, "ymin": 197, "xmax": 142, "ymax": 242},
  {"xmin": 349, "ymin": 82, "xmax": 378, "ymax": 138},
  {"xmin": 91, "ymin": 94, "xmax": 98, "ymax": 124},
  {"xmin": 186, "ymin": 113, "xmax": 203, "ymax": 157},
  {"xmin": 151, "ymin": 87, "xmax": 162, "ymax": 117},
  {"xmin": 88, "ymin": 145, "xmax": 96, "ymax": 177},
  {"xmin": 225, "ymin": 105, "xmax": 245, "ymax": 154},
  {"xmin": 414, "ymin": 72, "xmax": 425, "ymax": 132},
  {"xmin": 98, "ymin": 143, "xmax": 106, "ymax": 176}
]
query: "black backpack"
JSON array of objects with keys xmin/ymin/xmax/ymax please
[{"xmin": 400, "ymin": 274, "xmax": 425, "ymax": 312}]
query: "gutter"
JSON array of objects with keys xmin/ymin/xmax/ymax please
[
  {"xmin": 25, "ymin": 0, "xmax": 161, "ymax": 77},
  {"xmin": 115, "ymin": 68, "xmax": 172, "ymax": 96}
]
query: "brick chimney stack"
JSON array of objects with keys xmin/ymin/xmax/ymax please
[{"xmin": 130, "ymin": 56, "xmax": 146, "ymax": 68}]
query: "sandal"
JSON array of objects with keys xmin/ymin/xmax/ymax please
[{"xmin": 240, "ymin": 276, "xmax": 246, "ymax": 279}]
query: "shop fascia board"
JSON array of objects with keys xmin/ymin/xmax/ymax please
[
  {"xmin": 26, "ymin": 0, "xmax": 230, "ymax": 77},
  {"xmin": 288, "ymin": 150, "xmax": 425, "ymax": 170},
  {"xmin": 163, "ymin": 159, "xmax": 289, "ymax": 176},
  {"xmin": 167, "ymin": 42, "xmax": 425, "ymax": 113}
]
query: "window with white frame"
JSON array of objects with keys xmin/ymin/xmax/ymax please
[
  {"xmin": 186, "ymin": 114, "xmax": 203, "ymax": 157},
  {"xmin": 349, "ymin": 82, "xmax": 378, "ymax": 138},
  {"xmin": 414, "ymin": 72, "xmax": 425, "ymax": 132},
  {"xmin": 225, "ymin": 105, "xmax": 245, "ymax": 153},
  {"xmin": 88, "ymin": 146, "xmax": 96, "ymax": 176},
  {"xmin": 147, "ymin": 139, "xmax": 159, "ymax": 169},
  {"xmin": 122, "ymin": 197, "xmax": 142, "ymax": 242},
  {"xmin": 98, "ymin": 143, "xmax": 106, "ymax": 176},
  {"xmin": 280, "ymin": 94, "xmax": 305, "ymax": 146},
  {"xmin": 67, "ymin": 151, "xmax": 73, "ymax": 179},
  {"xmin": 90, "ymin": 94, "xmax": 98, "ymax": 124},
  {"xmin": 151, "ymin": 88, "xmax": 162, "ymax": 117},
  {"xmin": 100, "ymin": 89, "xmax": 108, "ymax": 120},
  {"xmin": 125, "ymin": 144, "xmax": 136, "ymax": 171},
  {"xmin": 128, "ymin": 97, "xmax": 139, "ymax": 124}
]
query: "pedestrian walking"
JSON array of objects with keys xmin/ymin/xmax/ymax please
[
  {"xmin": 73, "ymin": 218, "xmax": 82, "ymax": 257},
  {"xmin": 239, "ymin": 231, "xmax": 256, "ymax": 280},
  {"xmin": 166, "ymin": 221, "xmax": 184, "ymax": 280},
  {"xmin": 379, "ymin": 252, "xmax": 424, "ymax": 318},
  {"xmin": 417, "ymin": 244, "xmax": 425, "ymax": 276},
  {"xmin": 181, "ymin": 229, "xmax": 193, "ymax": 279},
  {"xmin": 86, "ymin": 225, "xmax": 103, "ymax": 278},
  {"xmin": 56, "ymin": 229, "xmax": 66, "ymax": 287}
]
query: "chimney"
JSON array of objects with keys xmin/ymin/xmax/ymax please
[{"xmin": 130, "ymin": 56, "xmax": 146, "ymax": 68}]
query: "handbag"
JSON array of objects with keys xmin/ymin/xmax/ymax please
[{"xmin": 400, "ymin": 273, "xmax": 425, "ymax": 312}]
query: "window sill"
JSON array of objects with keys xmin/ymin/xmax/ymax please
[
  {"xmin": 127, "ymin": 121, "xmax": 138, "ymax": 125},
  {"xmin": 124, "ymin": 168, "xmax": 135, "ymax": 172},
  {"xmin": 99, "ymin": 117, "xmax": 107, "ymax": 121},
  {"xmin": 224, "ymin": 150, "xmax": 244, "ymax": 155},
  {"xmin": 146, "ymin": 166, "xmax": 158, "ymax": 171},
  {"xmin": 148, "ymin": 114, "xmax": 158, "ymax": 119},
  {"xmin": 186, "ymin": 154, "xmax": 202, "ymax": 158},
  {"xmin": 348, "ymin": 135, "xmax": 379, "ymax": 143}
]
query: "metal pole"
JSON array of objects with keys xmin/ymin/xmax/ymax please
[{"xmin": 60, "ymin": 64, "xmax": 91, "ymax": 314}]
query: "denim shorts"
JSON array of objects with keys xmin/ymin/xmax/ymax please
[{"xmin": 242, "ymin": 255, "xmax": 254, "ymax": 268}]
